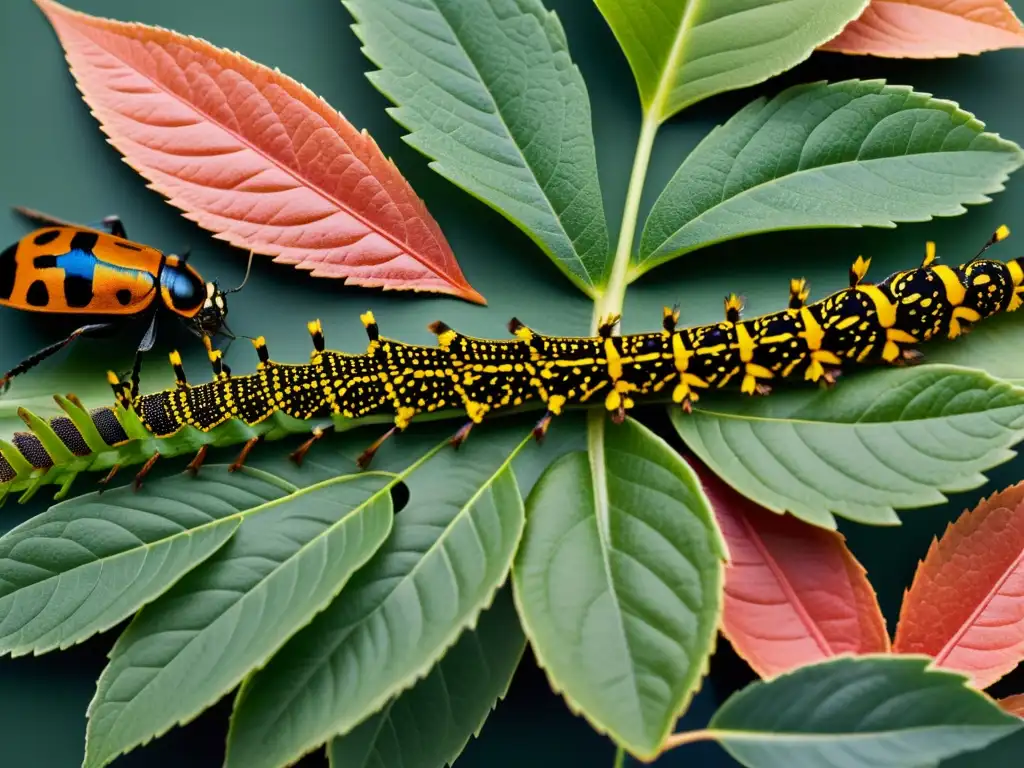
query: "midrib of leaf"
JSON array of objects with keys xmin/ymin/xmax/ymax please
[
  {"xmin": 235, "ymin": 433, "xmax": 532, "ymax": 742},
  {"xmin": 377, "ymin": 0, "xmax": 595, "ymax": 293},
  {"xmin": 934, "ymin": 548, "xmax": 1024, "ymax": 666},
  {"xmin": 648, "ymin": 0, "xmax": 703, "ymax": 122},
  {"xmin": 583, "ymin": 412, "xmax": 644, "ymax": 718},
  {"xmin": 735, "ymin": 510, "xmax": 834, "ymax": 658},
  {"xmin": 65, "ymin": 13, "xmax": 441, "ymax": 277},
  {"xmin": 87, "ymin": 466, "xmax": 401, "ymax": 754},
  {"xmin": 664, "ymin": 723, "xmax": 1011, "ymax": 748}
]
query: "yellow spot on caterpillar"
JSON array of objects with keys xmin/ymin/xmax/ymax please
[
  {"xmin": 835, "ymin": 316, "xmax": 859, "ymax": 330},
  {"xmin": 790, "ymin": 278, "xmax": 810, "ymax": 306},
  {"xmin": 857, "ymin": 285, "xmax": 897, "ymax": 328},
  {"xmin": 604, "ymin": 338, "xmax": 622, "ymax": 380},
  {"xmin": 973, "ymin": 273, "xmax": 992, "ymax": 286},
  {"xmin": 735, "ymin": 323, "xmax": 756, "ymax": 362},
  {"xmin": 360, "ymin": 311, "xmax": 376, "ymax": 327},
  {"xmin": 307, "ymin": 319, "xmax": 322, "ymax": 335},
  {"xmin": 923, "ymin": 241, "xmax": 936, "ymax": 267},
  {"xmin": 170, "ymin": 350, "xmax": 182, "ymax": 366},
  {"xmin": 548, "ymin": 394, "xmax": 566, "ymax": 415},
  {"xmin": 857, "ymin": 344, "xmax": 874, "ymax": 362},
  {"xmin": 465, "ymin": 400, "xmax": 488, "ymax": 423},
  {"xmin": 395, "ymin": 406, "xmax": 416, "ymax": 429},
  {"xmin": 948, "ymin": 306, "xmax": 982, "ymax": 338},
  {"xmin": 932, "ymin": 265, "xmax": 967, "ymax": 306},
  {"xmin": 106, "ymin": 371, "xmax": 120, "ymax": 385},
  {"xmin": 436, "ymin": 329, "xmax": 457, "ymax": 349},
  {"xmin": 996, "ymin": 224, "xmax": 1010, "ymax": 241},
  {"xmin": 799, "ymin": 307, "xmax": 824, "ymax": 349}
]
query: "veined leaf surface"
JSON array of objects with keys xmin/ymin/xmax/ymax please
[
  {"xmin": 326, "ymin": 584, "xmax": 525, "ymax": 768},
  {"xmin": 344, "ymin": 0, "xmax": 609, "ymax": 295},
  {"xmin": 894, "ymin": 481, "xmax": 1024, "ymax": 689},
  {"xmin": 637, "ymin": 80, "xmax": 1024, "ymax": 273},
  {"xmin": 674, "ymin": 365, "xmax": 1024, "ymax": 528},
  {"xmin": 821, "ymin": 0, "xmax": 1024, "ymax": 58},
  {"xmin": 0, "ymin": 470, "xmax": 265, "ymax": 656},
  {"xmin": 698, "ymin": 462, "xmax": 888, "ymax": 679},
  {"xmin": 225, "ymin": 429, "xmax": 529, "ymax": 768},
  {"xmin": 83, "ymin": 470, "xmax": 395, "ymax": 768},
  {"xmin": 34, "ymin": 0, "xmax": 483, "ymax": 303},
  {"xmin": 699, "ymin": 655, "xmax": 1022, "ymax": 768},
  {"xmin": 513, "ymin": 417, "xmax": 724, "ymax": 759},
  {"xmin": 593, "ymin": 0, "xmax": 868, "ymax": 121}
]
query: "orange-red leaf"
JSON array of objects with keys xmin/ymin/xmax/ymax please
[
  {"xmin": 999, "ymin": 694, "xmax": 1024, "ymax": 717},
  {"xmin": 820, "ymin": 0, "xmax": 1024, "ymax": 58},
  {"xmin": 34, "ymin": 0, "xmax": 484, "ymax": 304},
  {"xmin": 893, "ymin": 482, "xmax": 1024, "ymax": 689},
  {"xmin": 696, "ymin": 462, "xmax": 889, "ymax": 679}
]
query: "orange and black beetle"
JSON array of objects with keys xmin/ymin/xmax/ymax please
[{"xmin": 0, "ymin": 208, "xmax": 250, "ymax": 391}]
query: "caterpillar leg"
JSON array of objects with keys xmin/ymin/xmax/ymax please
[
  {"xmin": 532, "ymin": 411, "xmax": 554, "ymax": 442},
  {"xmin": 186, "ymin": 445, "xmax": 209, "ymax": 477},
  {"xmin": 229, "ymin": 435, "xmax": 263, "ymax": 472},
  {"xmin": 449, "ymin": 420, "xmax": 476, "ymax": 450},
  {"xmin": 357, "ymin": 426, "xmax": 398, "ymax": 469},
  {"xmin": 290, "ymin": 424, "xmax": 335, "ymax": 466},
  {"xmin": 133, "ymin": 452, "xmax": 161, "ymax": 491},
  {"xmin": 0, "ymin": 322, "xmax": 116, "ymax": 393},
  {"xmin": 97, "ymin": 463, "xmax": 121, "ymax": 493}
]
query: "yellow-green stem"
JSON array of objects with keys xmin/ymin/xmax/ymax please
[
  {"xmin": 612, "ymin": 745, "xmax": 626, "ymax": 768},
  {"xmin": 592, "ymin": 111, "xmax": 660, "ymax": 333}
]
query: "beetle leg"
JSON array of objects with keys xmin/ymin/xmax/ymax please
[{"xmin": 0, "ymin": 322, "xmax": 115, "ymax": 393}]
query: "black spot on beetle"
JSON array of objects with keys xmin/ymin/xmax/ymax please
[
  {"xmin": 69, "ymin": 230, "xmax": 99, "ymax": 253},
  {"xmin": 32, "ymin": 255, "xmax": 58, "ymax": 269},
  {"xmin": 114, "ymin": 241, "xmax": 143, "ymax": 251},
  {"xmin": 0, "ymin": 242, "xmax": 17, "ymax": 300},
  {"xmin": 64, "ymin": 274, "xmax": 93, "ymax": 308},
  {"xmin": 26, "ymin": 279, "xmax": 49, "ymax": 307},
  {"xmin": 33, "ymin": 229, "xmax": 61, "ymax": 246},
  {"xmin": 116, "ymin": 288, "xmax": 133, "ymax": 306}
]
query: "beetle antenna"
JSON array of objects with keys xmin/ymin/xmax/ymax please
[{"xmin": 225, "ymin": 250, "xmax": 254, "ymax": 294}]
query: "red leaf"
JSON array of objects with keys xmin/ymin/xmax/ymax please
[
  {"xmin": 34, "ymin": 0, "xmax": 484, "ymax": 304},
  {"xmin": 893, "ymin": 482, "xmax": 1024, "ymax": 689},
  {"xmin": 820, "ymin": 0, "xmax": 1024, "ymax": 58},
  {"xmin": 695, "ymin": 462, "xmax": 889, "ymax": 679},
  {"xmin": 1000, "ymin": 693, "xmax": 1024, "ymax": 717}
]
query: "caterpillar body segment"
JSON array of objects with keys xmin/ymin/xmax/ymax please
[{"xmin": 2, "ymin": 231, "xmax": 1023, "ymax": 503}]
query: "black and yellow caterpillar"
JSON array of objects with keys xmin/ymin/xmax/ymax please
[{"xmin": 2, "ymin": 228, "xmax": 1022, "ymax": 503}]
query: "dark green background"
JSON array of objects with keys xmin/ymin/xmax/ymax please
[{"xmin": 1, "ymin": 0, "xmax": 1023, "ymax": 766}]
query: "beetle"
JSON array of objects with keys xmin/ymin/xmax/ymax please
[{"xmin": 0, "ymin": 207, "xmax": 251, "ymax": 391}]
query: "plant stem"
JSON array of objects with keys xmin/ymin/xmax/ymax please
[
  {"xmin": 592, "ymin": 110, "xmax": 659, "ymax": 333},
  {"xmin": 612, "ymin": 745, "xmax": 626, "ymax": 768}
]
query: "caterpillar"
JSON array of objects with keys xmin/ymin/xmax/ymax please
[{"xmin": 1, "ymin": 229, "xmax": 1022, "ymax": 504}]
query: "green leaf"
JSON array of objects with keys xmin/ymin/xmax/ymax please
[
  {"xmin": 225, "ymin": 428, "xmax": 530, "ymax": 768},
  {"xmin": 0, "ymin": 471, "xmax": 259, "ymax": 656},
  {"xmin": 637, "ymin": 80, "xmax": 1024, "ymax": 274},
  {"xmin": 673, "ymin": 365, "xmax": 1024, "ymax": 529},
  {"xmin": 512, "ymin": 416, "xmax": 725, "ymax": 760},
  {"xmin": 83, "ymin": 470, "xmax": 396, "ymax": 768},
  {"xmin": 344, "ymin": 0, "xmax": 610, "ymax": 294},
  {"xmin": 593, "ymin": 0, "xmax": 869, "ymax": 122},
  {"xmin": 941, "ymin": 727, "xmax": 1024, "ymax": 767},
  {"xmin": 926, "ymin": 312, "xmax": 1024, "ymax": 385},
  {"xmin": 326, "ymin": 584, "xmax": 525, "ymax": 768},
  {"xmin": 704, "ymin": 655, "xmax": 1022, "ymax": 768}
]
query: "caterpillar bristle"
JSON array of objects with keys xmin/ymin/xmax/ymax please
[{"xmin": 2, "ymin": 235, "xmax": 1023, "ymax": 500}]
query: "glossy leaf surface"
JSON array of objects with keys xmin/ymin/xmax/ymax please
[
  {"xmin": 674, "ymin": 365, "xmax": 1024, "ymax": 528},
  {"xmin": 707, "ymin": 655, "xmax": 1022, "ymax": 767},
  {"xmin": 594, "ymin": 0, "xmax": 868, "ymax": 121},
  {"xmin": 821, "ymin": 0, "xmax": 1024, "ymax": 58},
  {"xmin": 326, "ymin": 585, "xmax": 525, "ymax": 768},
  {"xmin": 513, "ymin": 417, "xmax": 725, "ymax": 759},
  {"xmin": 226, "ymin": 429, "xmax": 529, "ymax": 768},
  {"xmin": 894, "ymin": 481, "xmax": 1024, "ymax": 689},
  {"xmin": 638, "ymin": 80, "xmax": 1024, "ymax": 273},
  {"xmin": 344, "ymin": 0, "xmax": 609, "ymax": 294},
  {"xmin": 84, "ymin": 471, "xmax": 394, "ymax": 768},
  {"xmin": 699, "ymin": 463, "xmax": 888, "ymax": 679},
  {"xmin": 35, "ymin": 0, "xmax": 483, "ymax": 303}
]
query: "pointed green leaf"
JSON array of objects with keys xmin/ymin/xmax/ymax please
[
  {"xmin": 705, "ymin": 655, "xmax": 1022, "ymax": 768},
  {"xmin": 225, "ymin": 429, "xmax": 530, "ymax": 768},
  {"xmin": 83, "ymin": 470, "xmax": 396, "ymax": 768},
  {"xmin": 326, "ymin": 584, "xmax": 525, "ymax": 768},
  {"xmin": 673, "ymin": 365, "xmax": 1024, "ymax": 529},
  {"xmin": 637, "ymin": 80, "xmax": 1024, "ymax": 274},
  {"xmin": 594, "ymin": 0, "xmax": 869, "ymax": 122},
  {"xmin": 512, "ymin": 416, "xmax": 725, "ymax": 760},
  {"xmin": 0, "ymin": 470, "xmax": 264, "ymax": 656},
  {"xmin": 344, "ymin": 0, "xmax": 610, "ymax": 294}
]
